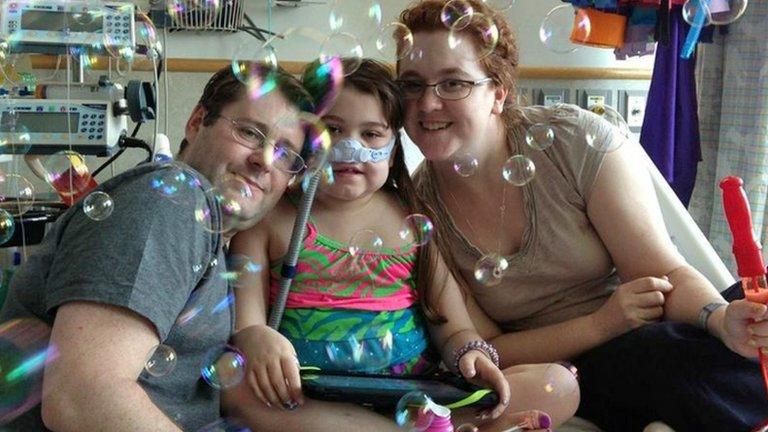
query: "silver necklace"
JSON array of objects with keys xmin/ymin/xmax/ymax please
[{"xmin": 441, "ymin": 166, "xmax": 511, "ymax": 286}]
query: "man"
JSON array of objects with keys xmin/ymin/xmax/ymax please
[{"xmin": 0, "ymin": 64, "xmax": 312, "ymax": 431}]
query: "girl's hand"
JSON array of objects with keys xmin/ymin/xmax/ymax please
[
  {"xmin": 456, "ymin": 350, "xmax": 510, "ymax": 420},
  {"xmin": 232, "ymin": 325, "xmax": 304, "ymax": 409},
  {"xmin": 718, "ymin": 299, "xmax": 768, "ymax": 358},
  {"xmin": 591, "ymin": 276, "xmax": 673, "ymax": 338}
]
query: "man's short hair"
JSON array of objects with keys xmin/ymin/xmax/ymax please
[{"xmin": 179, "ymin": 64, "xmax": 312, "ymax": 156}]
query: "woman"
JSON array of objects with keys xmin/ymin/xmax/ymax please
[{"xmin": 396, "ymin": 1, "xmax": 768, "ymax": 431}]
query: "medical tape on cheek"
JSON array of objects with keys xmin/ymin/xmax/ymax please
[{"xmin": 328, "ymin": 136, "xmax": 396, "ymax": 164}]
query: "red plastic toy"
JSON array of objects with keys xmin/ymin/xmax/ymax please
[{"xmin": 720, "ymin": 176, "xmax": 768, "ymax": 395}]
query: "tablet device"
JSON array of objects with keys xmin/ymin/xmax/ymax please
[{"xmin": 300, "ymin": 369, "xmax": 499, "ymax": 409}]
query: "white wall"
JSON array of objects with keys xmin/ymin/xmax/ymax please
[
  {"xmin": 161, "ymin": 0, "xmax": 654, "ymax": 69},
  {"xmin": 2, "ymin": 0, "xmax": 654, "ymax": 189},
  {"xmin": 154, "ymin": 0, "xmax": 653, "ymax": 174}
]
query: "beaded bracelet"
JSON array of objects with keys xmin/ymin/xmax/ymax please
[{"xmin": 452, "ymin": 340, "xmax": 500, "ymax": 372}]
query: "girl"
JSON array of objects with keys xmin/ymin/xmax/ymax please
[{"xmin": 222, "ymin": 58, "xmax": 578, "ymax": 432}]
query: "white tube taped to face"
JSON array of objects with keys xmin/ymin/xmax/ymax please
[{"xmin": 328, "ymin": 136, "xmax": 396, "ymax": 164}]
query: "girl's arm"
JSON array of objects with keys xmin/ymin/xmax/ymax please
[
  {"xmin": 226, "ymin": 206, "xmax": 305, "ymax": 409},
  {"xmin": 230, "ymin": 221, "xmax": 272, "ymax": 332}
]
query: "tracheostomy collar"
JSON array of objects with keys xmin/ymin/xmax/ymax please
[{"xmin": 328, "ymin": 135, "xmax": 396, "ymax": 164}]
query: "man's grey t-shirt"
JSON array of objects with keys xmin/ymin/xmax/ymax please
[{"xmin": 0, "ymin": 162, "xmax": 233, "ymax": 431}]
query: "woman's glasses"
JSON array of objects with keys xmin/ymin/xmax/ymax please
[{"xmin": 396, "ymin": 77, "xmax": 493, "ymax": 101}]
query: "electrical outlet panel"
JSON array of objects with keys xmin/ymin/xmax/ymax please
[
  {"xmin": 536, "ymin": 88, "xmax": 570, "ymax": 107},
  {"xmin": 576, "ymin": 89, "xmax": 613, "ymax": 109},
  {"xmin": 620, "ymin": 90, "xmax": 648, "ymax": 132}
]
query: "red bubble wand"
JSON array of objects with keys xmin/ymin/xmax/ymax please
[{"xmin": 720, "ymin": 176, "xmax": 768, "ymax": 395}]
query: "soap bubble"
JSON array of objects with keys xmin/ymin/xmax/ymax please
[
  {"xmin": 709, "ymin": 0, "xmax": 748, "ymax": 25},
  {"xmin": 0, "ymin": 209, "xmax": 14, "ymax": 245},
  {"xmin": 0, "ymin": 174, "xmax": 34, "ymax": 216},
  {"xmin": 83, "ymin": 191, "xmax": 114, "ymax": 221},
  {"xmin": 326, "ymin": 330, "xmax": 394, "ymax": 373},
  {"xmin": 538, "ymin": 363, "xmax": 580, "ymax": 398},
  {"xmin": 376, "ymin": 22, "xmax": 414, "ymax": 60},
  {"xmin": 102, "ymin": 31, "xmax": 136, "ymax": 61},
  {"xmin": 348, "ymin": 229, "xmax": 384, "ymax": 258},
  {"xmin": 502, "ymin": 155, "xmax": 536, "ymax": 186},
  {"xmin": 395, "ymin": 391, "xmax": 434, "ymax": 430},
  {"xmin": 0, "ymin": 39, "xmax": 9, "ymax": 65},
  {"xmin": 453, "ymin": 153, "xmax": 478, "ymax": 177},
  {"xmin": 144, "ymin": 344, "xmax": 177, "ymax": 377},
  {"xmin": 42, "ymin": 151, "xmax": 94, "ymax": 201},
  {"xmin": 474, "ymin": 253, "xmax": 509, "ymax": 286},
  {"xmin": 540, "ymin": 5, "xmax": 590, "ymax": 54},
  {"xmin": 220, "ymin": 254, "xmax": 262, "ymax": 289},
  {"xmin": 196, "ymin": 174, "xmax": 254, "ymax": 234},
  {"xmin": 329, "ymin": 0, "xmax": 383, "ymax": 40},
  {"xmin": 267, "ymin": 111, "xmax": 331, "ymax": 175},
  {"xmin": 0, "ymin": 319, "xmax": 55, "ymax": 424},
  {"xmin": 267, "ymin": 27, "xmax": 325, "ymax": 67},
  {"xmin": 201, "ymin": 344, "xmax": 246, "ymax": 390},
  {"xmin": 441, "ymin": 0, "xmax": 474, "ymax": 29},
  {"xmin": 68, "ymin": 45, "xmax": 101, "ymax": 70},
  {"xmin": 192, "ymin": 254, "xmax": 220, "ymax": 282},
  {"xmin": 167, "ymin": 0, "xmax": 221, "ymax": 27},
  {"xmin": 150, "ymin": 166, "xmax": 202, "ymax": 203},
  {"xmin": 525, "ymin": 123, "xmax": 555, "ymax": 151},
  {"xmin": 231, "ymin": 40, "xmax": 279, "ymax": 101},
  {"xmin": 71, "ymin": 9, "xmax": 97, "ymax": 26},
  {"xmin": 136, "ymin": 12, "xmax": 161, "ymax": 59},
  {"xmin": 398, "ymin": 214, "xmax": 435, "ymax": 249},
  {"xmin": 319, "ymin": 32, "xmax": 363, "ymax": 75},
  {"xmin": 449, "ymin": 13, "xmax": 499, "ymax": 60},
  {"xmin": 0, "ymin": 111, "xmax": 31, "ymax": 155},
  {"xmin": 345, "ymin": 229, "xmax": 384, "ymax": 278},
  {"xmin": 301, "ymin": 56, "xmax": 345, "ymax": 116},
  {"xmin": 682, "ymin": 0, "xmax": 712, "ymax": 26}
]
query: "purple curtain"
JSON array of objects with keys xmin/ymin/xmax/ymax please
[{"xmin": 640, "ymin": 8, "xmax": 701, "ymax": 206}]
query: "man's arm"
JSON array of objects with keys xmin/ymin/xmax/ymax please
[{"xmin": 41, "ymin": 301, "xmax": 182, "ymax": 432}]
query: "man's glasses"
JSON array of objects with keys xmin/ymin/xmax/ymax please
[
  {"xmin": 396, "ymin": 77, "xmax": 494, "ymax": 101},
  {"xmin": 217, "ymin": 115, "xmax": 305, "ymax": 174}
]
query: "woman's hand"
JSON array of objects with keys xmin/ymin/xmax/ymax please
[
  {"xmin": 456, "ymin": 350, "xmax": 510, "ymax": 420},
  {"xmin": 232, "ymin": 324, "xmax": 304, "ymax": 409},
  {"xmin": 716, "ymin": 299, "xmax": 768, "ymax": 358},
  {"xmin": 591, "ymin": 276, "xmax": 674, "ymax": 338}
]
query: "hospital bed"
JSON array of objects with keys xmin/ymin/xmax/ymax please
[
  {"xmin": 404, "ymin": 135, "xmax": 736, "ymax": 431},
  {"xmin": 558, "ymin": 148, "xmax": 735, "ymax": 432}
]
